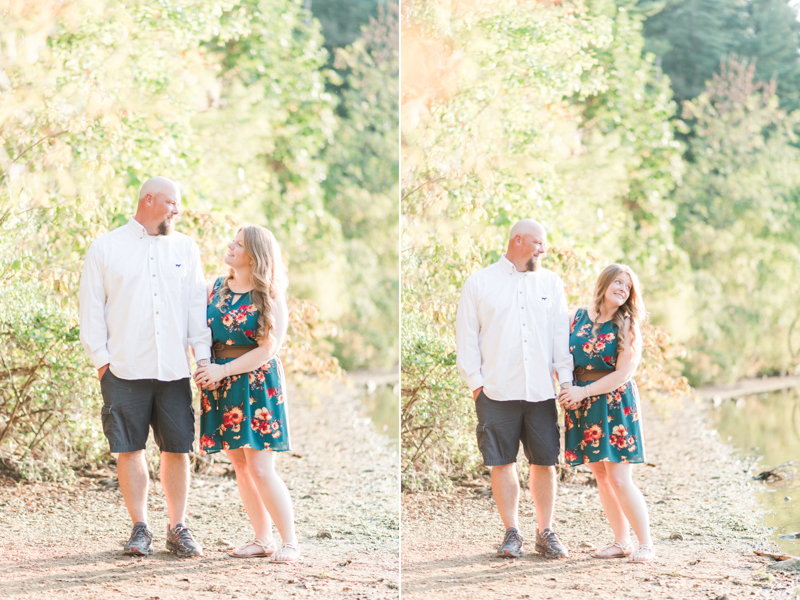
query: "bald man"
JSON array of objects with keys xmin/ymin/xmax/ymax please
[
  {"xmin": 79, "ymin": 177, "xmax": 211, "ymax": 557},
  {"xmin": 456, "ymin": 220, "xmax": 574, "ymax": 559}
]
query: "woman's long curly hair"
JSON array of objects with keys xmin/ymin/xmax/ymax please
[
  {"xmin": 589, "ymin": 263, "xmax": 647, "ymax": 355},
  {"xmin": 219, "ymin": 225, "xmax": 288, "ymax": 345}
]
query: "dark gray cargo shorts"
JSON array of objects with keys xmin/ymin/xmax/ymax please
[
  {"xmin": 99, "ymin": 368, "xmax": 194, "ymax": 454},
  {"xmin": 474, "ymin": 389, "xmax": 560, "ymax": 466}
]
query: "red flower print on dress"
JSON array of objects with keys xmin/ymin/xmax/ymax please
[
  {"xmin": 222, "ymin": 405, "xmax": 244, "ymax": 432},
  {"xmin": 198, "ymin": 434, "xmax": 216, "ymax": 456},
  {"xmin": 565, "ymin": 450, "xmax": 578, "ymax": 462},
  {"xmin": 565, "ymin": 413, "xmax": 574, "ymax": 430},
  {"xmin": 583, "ymin": 424, "xmax": 603, "ymax": 447}
]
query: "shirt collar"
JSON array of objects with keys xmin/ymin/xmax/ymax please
[
  {"xmin": 128, "ymin": 217, "xmax": 148, "ymax": 239},
  {"xmin": 499, "ymin": 254, "xmax": 534, "ymax": 275}
]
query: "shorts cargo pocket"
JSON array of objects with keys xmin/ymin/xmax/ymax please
[
  {"xmin": 476, "ymin": 423, "xmax": 487, "ymax": 453},
  {"xmin": 100, "ymin": 405, "xmax": 114, "ymax": 439}
]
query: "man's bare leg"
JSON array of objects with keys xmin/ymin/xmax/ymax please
[
  {"xmin": 116, "ymin": 450, "xmax": 149, "ymax": 524},
  {"xmin": 529, "ymin": 464, "xmax": 556, "ymax": 533},
  {"xmin": 160, "ymin": 452, "xmax": 189, "ymax": 528},
  {"xmin": 491, "ymin": 463, "xmax": 520, "ymax": 530}
]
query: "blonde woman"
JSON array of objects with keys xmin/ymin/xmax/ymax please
[
  {"xmin": 193, "ymin": 225, "xmax": 299, "ymax": 563},
  {"xmin": 556, "ymin": 264, "xmax": 654, "ymax": 563}
]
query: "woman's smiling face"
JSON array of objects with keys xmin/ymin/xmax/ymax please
[
  {"xmin": 223, "ymin": 229, "xmax": 251, "ymax": 269},
  {"xmin": 604, "ymin": 272, "xmax": 632, "ymax": 308}
]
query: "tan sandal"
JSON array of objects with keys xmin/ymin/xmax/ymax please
[
  {"xmin": 270, "ymin": 542, "xmax": 301, "ymax": 563},
  {"xmin": 591, "ymin": 540, "xmax": 634, "ymax": 558},
  {"xmin": 628, "ymin": 543, "xmax": 656, "ymax": 563},
  {"xmin": 228, "ymin": 538, "xmax": 277, "ymax": 558}
]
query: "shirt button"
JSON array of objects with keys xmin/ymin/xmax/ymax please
[
  {"xmin": 154, "ymin": 293, "xmax": 157, "ymax": 297},
  {"xmin": 156, "ymin": 311, "xmax": 159, "ymax": 315},
  {"xmin": 152, "ymin": 274, "xmax": 155, "ymax": 277},
  {"xmin": 151, "ymin": 257, "xmax": 154, "ymax": 260}
]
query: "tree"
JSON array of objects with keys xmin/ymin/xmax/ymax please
[
  {"xmin": 642, "ymin": 0, "xmax": 800, "ymax": 111},
  {"xmin": 673, "ymin": 57, "xmax": 800, "ymax": 383}
]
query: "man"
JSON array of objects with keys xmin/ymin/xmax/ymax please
[
  {"xmin": 456, "ymin": 219, "xmax": 573, "ymax": 559},
  {"xmin": 79, "ymin": 176, "xmax": 211, "ymax": 557}
]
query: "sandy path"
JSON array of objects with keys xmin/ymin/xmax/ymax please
[
  {"xmin": 0, "ymin": 378, "xmax": 399, "ymax": 600},
  {"xmin": 402, "ymin": 397, "xmax": 797, "ymax": 599}
]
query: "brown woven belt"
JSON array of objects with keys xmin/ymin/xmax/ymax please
[
  {"xmin": 211, "ymin": 342, "xmax": 258, "ymax": 359},
  {"xmin": 574, "ymin": 366, "xmax": 615, "ymax": 382}
]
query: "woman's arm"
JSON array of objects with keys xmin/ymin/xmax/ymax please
[
  {"xmin": 559, "ymin": 318, "xmax": 642, "ymax": 409},
  {"xmin": 195, "ymin": 293, "xmax": 288, "ymax": 383}
]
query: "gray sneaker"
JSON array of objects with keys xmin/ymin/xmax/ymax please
[
  {"xmin": 535, "ymin": 528, "xmax": 569, "ymax": 559},
  {"xmin": 166, "ymin": 523, "xmax": 203, "ymax": 558},
  {"xmin": 497, "ymin": 527, "xmax": 523, "ymax": 558},
  {"xmin": 123, "ymin": 522, "xmax": 153, "ymax": 556}
]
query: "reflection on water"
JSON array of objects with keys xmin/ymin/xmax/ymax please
[
  {"xmin": 707, "ymin": 388, "xmax": 800, "ymax": 554},
  {"xmin": 360, "ymin": 383, "xmax": 399, "ymax": 441}
]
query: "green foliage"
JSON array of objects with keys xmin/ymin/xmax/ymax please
[
  {"xmin": 310, "ymin": 0, "xmax": 382, "ymax": 53},
  {"xmin": 401, "ymin": 0, "xmax": 688, "ymax": 489},
  {"xmin": 673, "ymin": 58, "xmax": 800, "ymax": 383},
  {"xmin": 322, "ymin": 3, "xmax": 399, "ymax": 369},
  {"xmin": 642, "ymin": 0, "xmax": 800, "ymax": 110}
]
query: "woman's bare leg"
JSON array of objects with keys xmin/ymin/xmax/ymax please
[
  {"xmin": 225, "ymin": 448, "xmax": 274, "ymax": 554},
  {"xmin": 603, "ymin": 461, "xmax": 654, "ymax": 559},
  {"xmin": 243, "ymin": 448, "xmax": 298, "ymax": 559},
  {"xmin": 588, "ymin": 461, "xmax": 632, "ymax": 555}
]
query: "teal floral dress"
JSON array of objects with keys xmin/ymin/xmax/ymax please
[
  {"xmin": 198, "ymin": 277, "xmax": 290, "ymax": 456},
  {"xmin": 564, "ymin": 308, "xmax": 645, "ymax": 465}
]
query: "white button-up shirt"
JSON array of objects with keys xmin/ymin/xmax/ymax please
[
  {"xmin": 79, "ymin": 217, "xmax": 212, "ymax": 381},
  {"xmin": 456, "ymin": 255, "xmax": 573, "ymax": 402}
]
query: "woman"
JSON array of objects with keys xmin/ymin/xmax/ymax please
[
  {"xmin": 556, "ymin": 264, "xmax": 655, "ymax": 563},
  {"xmin": 194, "ymin": 225, "xmax": 299, "ymax": 563}
]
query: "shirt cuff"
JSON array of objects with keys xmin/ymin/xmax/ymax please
[
  {"xmin": 556, "ymin": 368, "xmax": 574, "ymax": 385},
  {"xmin": 193, "ymin": 343, "xmax": 211, "ymax": 363},
  {"xmin": 465, "ymin": 373, "xmax": 484, "ymax": 392},
  {"xmin": 90, "ymin": 349, "xmax": 110, "ymax": 370}
]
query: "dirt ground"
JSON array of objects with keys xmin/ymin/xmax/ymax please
[
  {"xmin": 0, "ymin": 377, "xmax": 399, "ymax": 600},
  {"xmin": 402, "ymin": 396, "xmax": 799, "ymax": 599}
]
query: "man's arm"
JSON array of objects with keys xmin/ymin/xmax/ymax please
[
  {"xmin": 552, "ymin": 276, "xmax": 574, "ymax": 388},
  {"xmin": 186, "ymin": 243, "xmax": 212, "ymax": 363},
  {"xmin": 78, "ymin": 243, "xmax": 110, "ymax": 379},
  {"xmin": 456, "ymin": 277, "xmax": 483, "ymax": 399}
]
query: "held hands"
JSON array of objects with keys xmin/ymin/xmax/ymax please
[
  {"xmin": 557, "ymin": 385, "xmax": 588, "ymax": 411},
  {"xmin": 193, "ymin": 364, "xmax": 226, "ymax": 390}
]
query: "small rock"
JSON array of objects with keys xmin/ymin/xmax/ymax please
[
  {"xmin": 669, "ymin": 532, "xmax": 684, "ymax": 540},
  {"xmin": 316, "ymin": 529, "xmax": 333, "ymax": 539},
  {"xmin": 215, "ymin": 539, "xmax": 235, "ymax": 549},
  {"xmin": 784, "ymin": 496, "xmax": 792, "ymax": 502},
  {"xmin": 579, "ymin": 541, "xmax": 595, "ymax": 549},
  {"xmin": 714, "ymin": 595, "xmax": 729, "ymax": 600},
  {"xmin": 768, "ymin": 558, "xmax": 800, "ymax": 571},
  {"xmin": 778, "ymin": 532, "xmax": 800, "ymax": 539}
]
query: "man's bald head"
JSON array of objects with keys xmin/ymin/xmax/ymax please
[
  {"xmin": 509, "ymin": 219, "xmax": 545, "ymax": 242},
  {"xmin": 134, "ymin": 176, "xmax": 181, "ymax": 236},
  {"xmin": 138, "ymin": 176, "xmax": 179, "ymax": 202},
  {"xmin": 506, "ymin": 219, "xmax": 547, "ymax": 272}
]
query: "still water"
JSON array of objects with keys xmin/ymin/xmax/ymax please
[
  {"xmin": 706, "ymin": 388, "xmax": 800, "ymax": 554},
  {"xmin": 360, "ymin": 383, "xmax": 400, "ymax": 441}
]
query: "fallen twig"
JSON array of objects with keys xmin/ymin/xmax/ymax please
[{"xmin": 754, "ymin": 550, "xmax": 797, "ymax": 561}]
